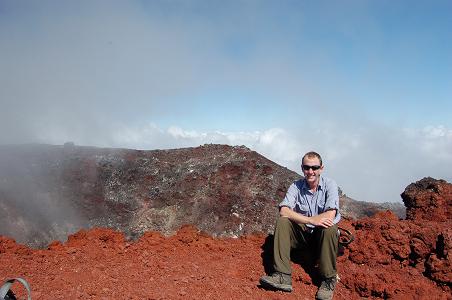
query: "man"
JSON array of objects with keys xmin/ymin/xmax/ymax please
[{"xmin": 260, "ymin": 151, "xmax": 340, "ymax": 300}]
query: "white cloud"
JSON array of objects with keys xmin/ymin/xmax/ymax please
[{"xmin": 422, "ymin": 125, "xmax": 451, "ymax": 138}]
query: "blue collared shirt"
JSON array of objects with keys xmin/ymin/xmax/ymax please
[{"xmin": 279, "ymin": 176, "xmax": 341, "ymax": 227}]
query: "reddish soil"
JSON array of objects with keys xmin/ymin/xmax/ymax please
[
  {"xmin": 1, "ymin": 226, "xmax": 332, "ymax": 300},
  {"xmin": 1, "ymin": 215, "xmax": 451, "ymax": 300}
]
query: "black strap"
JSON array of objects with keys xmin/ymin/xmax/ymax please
[{"xmin": 338, "ymin": 227, "xmax": 355, "ymax": 245}]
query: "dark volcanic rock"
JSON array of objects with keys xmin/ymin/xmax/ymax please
[
  {"xmin": 340, "ymin": 196, "xmax": 405, "ymax": 220},
  {"xmin": 1, "ymin": 144, "xmax": 405, "ymax": 248},
  {"xmin": 0, "ymin": 144, "xmax": 298, "ymax": 246}
]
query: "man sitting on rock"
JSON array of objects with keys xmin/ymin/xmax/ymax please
[{"xmin": 260, "ymin": 151, "xmax": 340, "ymax": 300}]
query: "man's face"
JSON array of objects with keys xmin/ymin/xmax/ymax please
[{"xmin": 301, "ymin": 156, "xmax": 323, "ymax": 186}]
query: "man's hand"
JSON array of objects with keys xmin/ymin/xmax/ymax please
[
  {"xmin": 279, "ymin": 206, "xmax": 336, "ymax": 228},
  {"xmin": 308, "ymin": 214, "xmax": 334, "ymax": 228}
]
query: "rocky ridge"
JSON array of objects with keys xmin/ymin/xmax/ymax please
[{"xmin": 0, "ymin": 143, "xmax": 403, "ymax": 247}]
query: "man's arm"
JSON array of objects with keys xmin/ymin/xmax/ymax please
[{"xmin": 280, "ymin": 206, "xmax": 336, "ymax": 228}]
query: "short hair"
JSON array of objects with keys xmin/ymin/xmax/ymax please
[{"xmin": 302, "ymin": 151, "xmax": 323, "ymax": 166}]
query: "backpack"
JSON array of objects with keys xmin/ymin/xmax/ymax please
[{"xmin": 0, "ymin": 278, "xmax": 32, "ymax": 300}]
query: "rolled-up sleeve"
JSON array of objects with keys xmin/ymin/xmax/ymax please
[
  {"xmin": 279, "ymin": 182, "xmax": 299, "ymax": 209},
  {"xmin": 323, "ymin": 178, "xmax": 341, "ymax": 224},
  {"xmin": 324, "ymin": 179, "xmax": 339, "ymax": 211}
]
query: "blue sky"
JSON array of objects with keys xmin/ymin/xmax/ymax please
[{"xmin": 1, "ymin": 0, "xmax": 451, "ymax": 203}]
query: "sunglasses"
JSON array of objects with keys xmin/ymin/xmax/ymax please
[{"xmin": 302, "ymin": 165, "xmax": 321, "ymax": 171}]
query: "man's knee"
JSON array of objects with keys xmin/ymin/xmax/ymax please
[
  {"xmin": 275, "ymin": 216, "xmax": 292, "ymax": 229},
  {"xmin": 274, "ymin": 217, "xmax": 294, "ymax": 236},
  {"xmin": 317, "ymin": 224, "xmax": 339, "ymax": 240}
]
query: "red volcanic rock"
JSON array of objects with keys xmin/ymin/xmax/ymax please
[
  {"xmin": 338, "ymin": 177, "xmax": 452, "ymax": 298},
  {"xmin": 0, "ymin": 222, "xmax": 448, "ymax": 300},
  {"xmin": 401, "ymin": 177, "xmax": 452, "ymax": 222},
  {"xmin": 1, "ymin": 226, "xmax": 320, "ymax": 300},
  {"xmin": 425, "ymin": 228, "xmax": 452, "ymax": 285},
  {"xmin": 0, "ymin": 177, "xmax": 451, "ymax": 299}
]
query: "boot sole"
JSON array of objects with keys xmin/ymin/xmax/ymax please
[{"xmin": 259, "ymin": 278, "xmax": 292, "ymax": 292}]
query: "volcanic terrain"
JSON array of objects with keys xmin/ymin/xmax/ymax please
[{"xmin": 0, "ymin": 144, "xmax": 450, "ymax": 299}]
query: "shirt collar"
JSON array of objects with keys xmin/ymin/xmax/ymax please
[{"xmin": 302, "ymin": 176, "xmax": 324, "ymax": 191}]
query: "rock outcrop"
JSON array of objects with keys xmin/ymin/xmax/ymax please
[
  {"xmin": 401, "ymin": 177, "xmax": 452, "ymax": 222},
  {"xmin": 337, "ymin": 177, "xmax": 451, "ymax": 298}
]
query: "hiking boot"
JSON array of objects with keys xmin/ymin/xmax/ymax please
[
  {"xmin": 316, "ymin": 276, "xmax": 337, "ymax": 300},
  {"xmin": 259, "ymin": 272, "xmax": 292, "ymax": 292}
]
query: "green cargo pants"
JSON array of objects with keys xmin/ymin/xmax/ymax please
[{"xmin": 273, "ymin": 216, "xmax": 338, "ymax": 279}]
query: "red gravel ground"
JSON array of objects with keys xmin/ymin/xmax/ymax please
[{"xmin": 1, "ymin": 226, "xmax": 361, "ymax": 300}]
